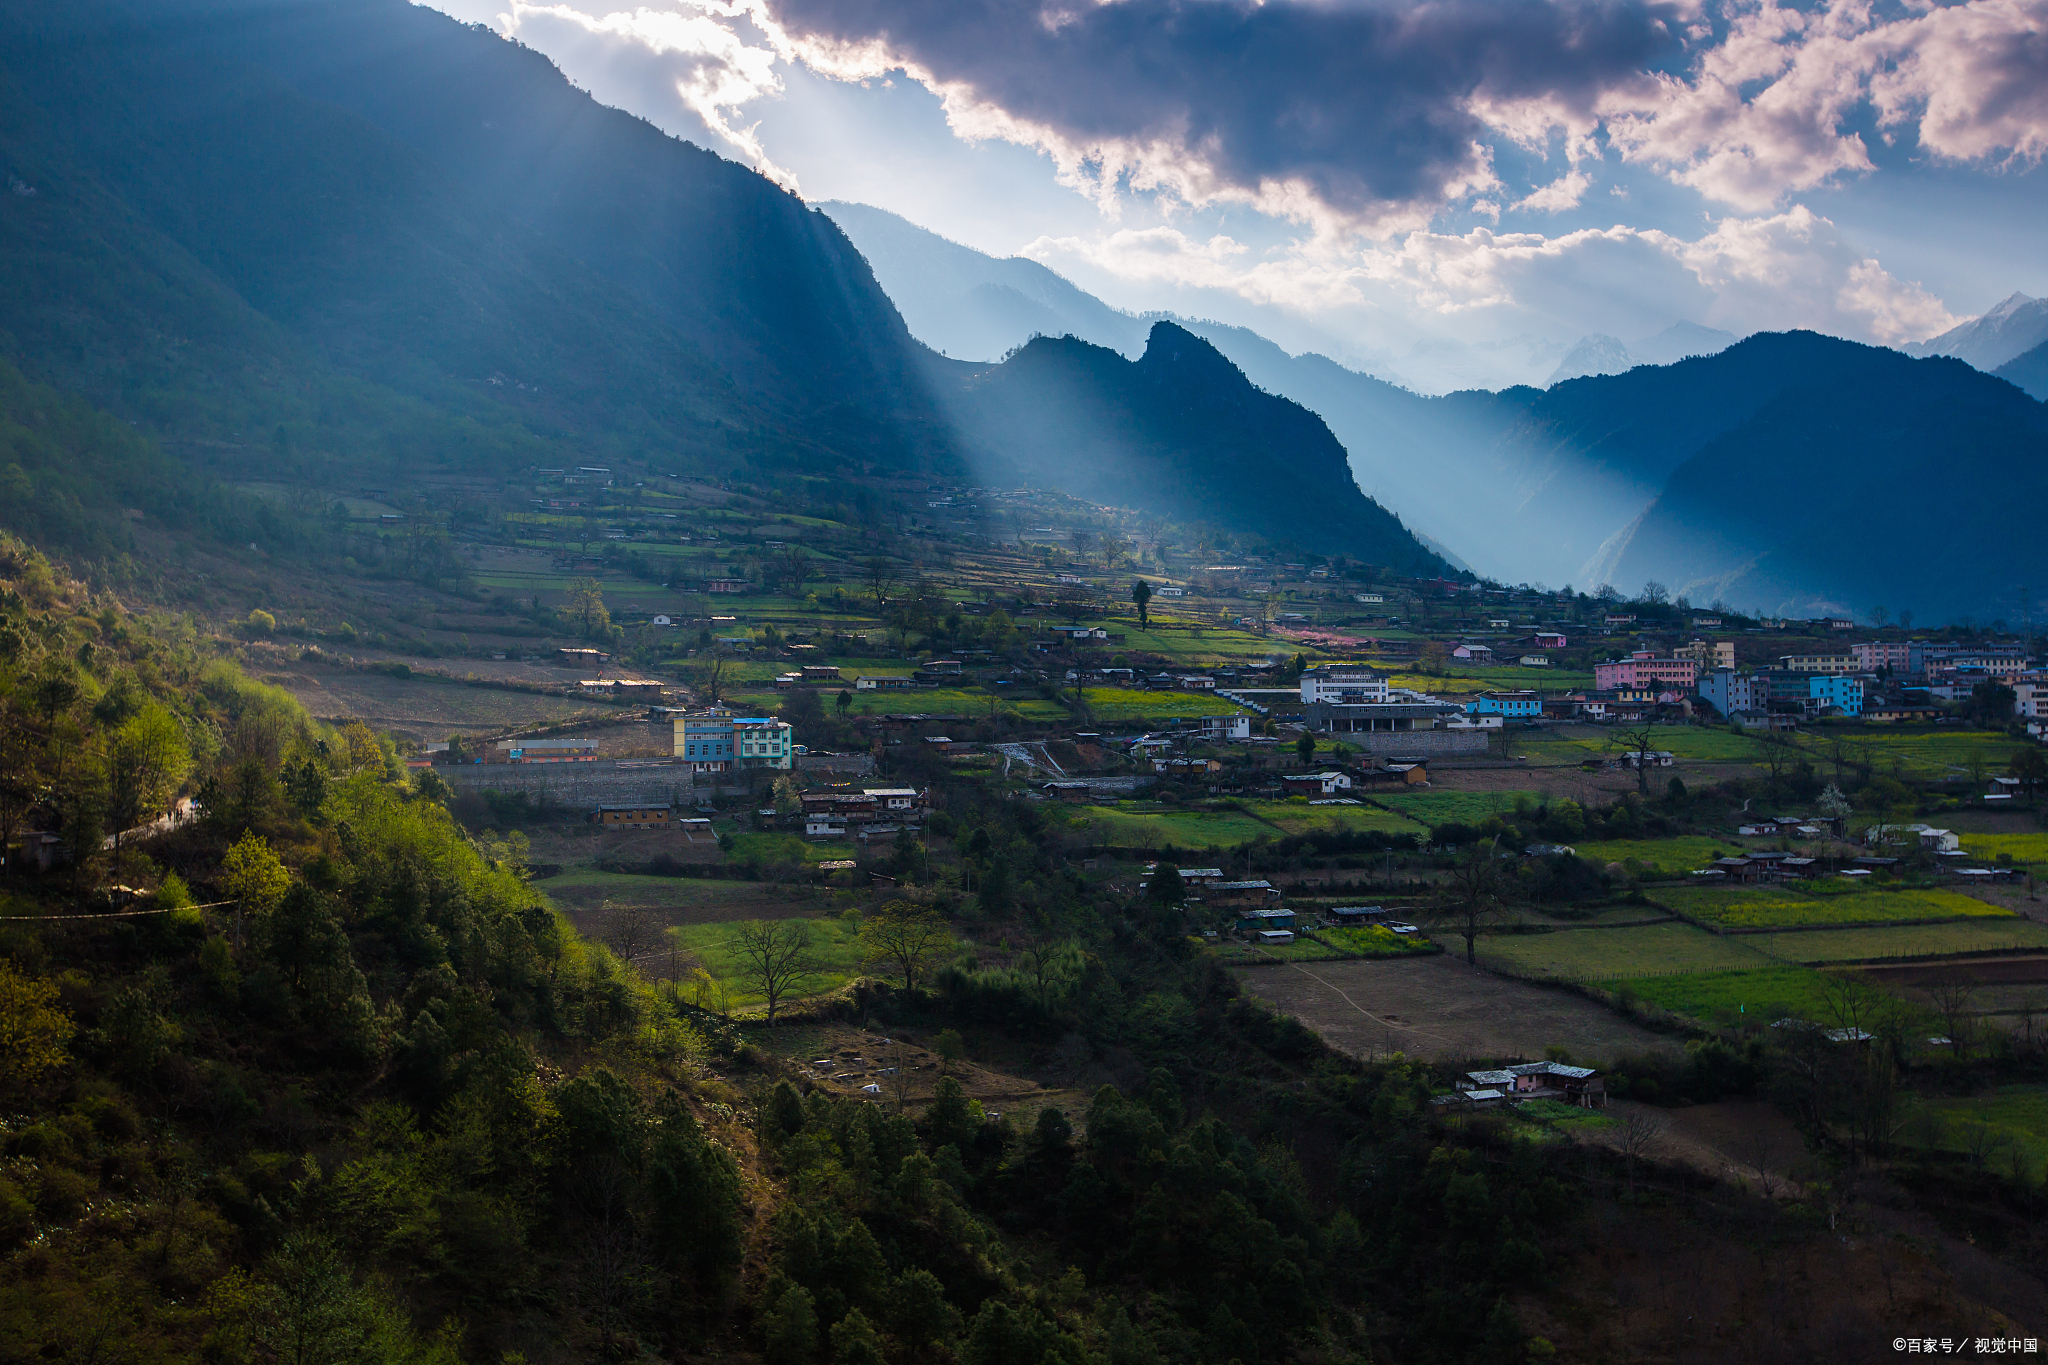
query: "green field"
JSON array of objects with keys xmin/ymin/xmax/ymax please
[
  {"xmin": 1902, "ymin": 1085, "xmax": 2048, "ymax": 1181},
  {"xmin": 1573, "ymin": 836, "xmax": 1737, "ymax": 873},
  {"xmin": 1072, "ymin": 804, "xmax": 1273, "ymax": 849},
  {"xmin": 1956, "ymin": 833, "xmax": 2048, "ymax": 866},
  {"xmin": 1606, "ymin": 965, "xmax": 1857, "ymax": 1026},
  {"xmin": 1655, "ymin": 885, "xmax": 2015, "ymax": 929},
  {"xmin": 1783, "ymin": 727, "xmax": 2027, "ymax": 780},
  {"xmin": 668, "ymin": 916, "xmax": 871, "ymax": 1009},
  {"xmin": 1750, "ymin": 918, "xmax": 2048, "ymax": 964},
  {"xmin": 1320, "ymin": 925, "xmax": 1435, "ymax": 957},
  {"xmin": 1470, "ymin": 922, "xmax": 1773, "ymax": 980},
  {"xmin": 1240, "ymin": 800, "xmax": 1426, "ymax": 837},
  {"xmin": 1371, "ymin": 790, "xmax": 1541, "ymax": 824}
]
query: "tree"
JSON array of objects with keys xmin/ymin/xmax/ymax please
[
  {"xmin": 101, "ymin": 704, "xmax": 189, "ymax": 849},
  {"xmin": 1131, "ymin": 579, "xmax": 1153, "ymax": 629},
  {"xmin": 565, "ymin": 577, "xmax": 610, "ymax": 638},
  {"xmin": 1639, "ymin": 581, "xmax": 1669, "ymax": 606},
  {"xmin": 223, "ymin": 830, "xmax": 290, "ymax": 951},
  {"xmin": 604, "ymin": 903, "xmax": 661, "ymax": 970},
  {"xmin": 1817, "ymin": 783, "xmax": 1853, "ymax": 823},
  {"xmin": 1146, "ymin": 864, "xmax": 1187, "ymax": 906},
  {"xmin": 772, "ymin": 775, "xmax": 803, "ymax": 823},
  {"xmin": 692, "ymin": 657, "xmax": 728, "ymax": 707},
  {"xmin": 1926, "ymin": 971, "xmax": 1979, "ymax": 1063},
  {"xmin": 934, "ymin": 1027, "xmax": 966, "ymax": 1074},
  {"xmin": 864, "ymin": 557, "xmax": 898, "ymax": 612},
  {"xmin": 1612, "ymin": 725, "xmax": 1660, "ymax": 796},
  {"xmin": 1870, "ymin": 605, "xmax": 1891, "ymax": 628},
  {"xmin": 1295, "ymin": 731, "xmax": 1316, "ymax": 767},
  {"xmin": 1615, "ymin": 1111, "xmax": 1667, "ymax": 1192},
  {"xmin": 1431, "ymin": 838, "xmax": 1507, "ymax": 965},
  {"xmin": 2010, "ymin": 746, "xmax": 2048, "ymax": 800},
  {"xmin": 836, "ymin": 688, "xmax": 853, "ymax": 719},
  {"xmin": 0, "ymin": 713, "xmax": 47, "ymax": 870},
  {"xmin": 341, "ymin": 722, "xmax": 382, "ymax": 772},
  {"xmin": 730, "ymin": 920, "xmax": 821, "ymax": 1023},
  {"xmin": 779, "ymin": 544, "xmax": 811, "ymax": 598},
  {"xmin": 859, "ymin": 902, "xmax": 950, "ymax": 993},
  {"xmin": 0, "ymin": 959, "xmax": 73, "ymax": 1092}
]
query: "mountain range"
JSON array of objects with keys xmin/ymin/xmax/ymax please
[
  {"xmin": 1905, "ymin": 293, "xmax": 2048, "ymax": 372},
  {"xmin": 827, "ymin": 204, "xmax": 2048, "ymax": 620},
  {"xmin": 0, "ymin": 0, "xmax": 1438, "ymax": 570}
]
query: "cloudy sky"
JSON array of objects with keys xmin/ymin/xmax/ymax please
[{"xmin": 424, "ymin": 0, "xmax": 2048, "ymax": 389}]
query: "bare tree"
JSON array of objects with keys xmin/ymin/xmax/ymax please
[
  {"xmin": 604, "ymin": 903, "xmax": 661, "ymax": 971},
  {"xmin": 1429, "ymin": 838, "xmax": 1509, "ymax": 965},
  {"xmin": 1925, "ymin": 970, "xmax": 1979, "ymax": 1063},
  {"xmin": 1616, "ymin": 1111, "xmax": 1667, "ymax": 1192},
  {"xmin": 691, "ymin": 657, "xmax": 727, "ymax": 707},
  {"xmin": 864, "ymin": 556, "xmax": 899, "ymax": 612},
  {"xmin": 1611, "ymin": 725, "xmax": 1660, "ymax": 796},
  {"xmin": 731, "ymin": 920, "xmax": 821, "ymax": 1024},
  {"xmin": 779, "ymin": 544, "xmax": 812, "ymax": 598},
  {"xmin": 1737, "ymin": 1126, "xmax": 1783, "ymax": 1199}
]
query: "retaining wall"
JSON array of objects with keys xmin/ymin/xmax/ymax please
[
  {"xmin": 1350, "ymin": 730, "xmax": 1489, "ymax": 757},
  {"xmin": 438, "ymin": 761, "xmax": 696, "ymax": 807}
]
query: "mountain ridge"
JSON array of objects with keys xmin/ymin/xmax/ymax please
[{"xmin": 938, "ymin": 321, "xmax": 1446, "ymax": 570}]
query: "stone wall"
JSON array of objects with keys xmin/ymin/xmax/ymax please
[
  {"xmin": 1351, "ymin": 730, "xmax": 1489, "ymax": 757},
  {"xmin": 437, "ymin": 761, "xmax": 695, "ymax": 808}
]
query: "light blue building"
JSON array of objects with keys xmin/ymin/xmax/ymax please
[
  {"xmin": 1466, "ymin": 690, "xmax": 1543, "ymax": 719},
  {"xmin": 1809, "ymin": 674, "xmax": 1863, "ymax": 717}
]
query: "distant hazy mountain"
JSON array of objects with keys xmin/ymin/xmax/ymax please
[
  {"xmin": 822, "ymin": 202, "xmax": 1148, "ymax": 361},
  {"xmin": 1906, "ymin": 293, "xmax": 2048, "ymax": 371},
  {"xmin": 939, "ymin": 323, "xmax": 1445, "ymax": 570},
  {"xmin": 1546, "ymin": 335, "xmax": 1638, "ymax": 385},
  {"xmin": 821, "ymin": 201, "xmax": 1417, "ymax": 387},
  {"xmin": 1545, "ymin": 323, "xmax": 1738, "ymax": 385},
  {"xmin": 1996, "ymin": 339, "xmax": 2048, "ymax": 401}
]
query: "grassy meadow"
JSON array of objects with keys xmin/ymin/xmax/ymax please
[
  {"xmin": 668, "ymin": 915, "xmax": 871, "ymax": 1009},
  {"xmin": 1749, "ymin": 918, "xmax": 2048, "ymax": 964},
  {"xmin": 1607, "ymin": 965, "xmax": 1860, "ymax": 1026},
  {"xmin": 1469, "ymin": 921, "xmax": 1775, "ymax": 980}
]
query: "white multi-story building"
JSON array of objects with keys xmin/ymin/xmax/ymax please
[{"xmin": 1300, "ymin": 665, "xmax": 1389, "ymax": 705}]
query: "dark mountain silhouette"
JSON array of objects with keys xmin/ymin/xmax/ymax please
[
  {"xmin": 1996, "ymin": 339, "xmax": 2048, "ymax": 401},
  {"xmin": 0, "ymin": 0, "xmax": 955, "ymax": 476},
  {"xmin": 939, "ymin": 322, "xmax": 1444, "ymax": 569},
  {"xmin": 1606, "ymin": 341, "xmax": 2048, "ymax": 619}
]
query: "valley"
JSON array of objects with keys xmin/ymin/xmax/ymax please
[{"xmin": 3, "ymin": 0, "xmax": 2048, "ymax": 1361}]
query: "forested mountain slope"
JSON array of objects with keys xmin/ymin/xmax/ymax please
[{"xmin": 0, "ymin": 0, "xmax": 957, "ymax": 480}]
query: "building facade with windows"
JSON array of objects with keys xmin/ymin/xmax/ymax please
[
  {"xmin": 1593, "ymin": 651, "xmax": 1699, "ymax": 692},
  {"xmin": 1300, "ymin": 665, "xmax": 1390, "ymax": 705}
]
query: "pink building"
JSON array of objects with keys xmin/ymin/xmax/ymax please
[
  {"xmin": 1852, "ymin": 641, "xmax": 1912, "ymax": 672},
  {"xmin": 1594, "ymin": 651, "xmax": 1699, "ymax": 691}
]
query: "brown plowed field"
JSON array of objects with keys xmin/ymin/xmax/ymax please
[{"xmin": 1233, "ymin": 953, "xmax": 1678, "ymax": 1064}]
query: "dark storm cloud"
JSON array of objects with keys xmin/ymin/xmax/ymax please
[{"xmin": 766, "ymin": 0, "xmax": 1687, "ymax": 225}]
